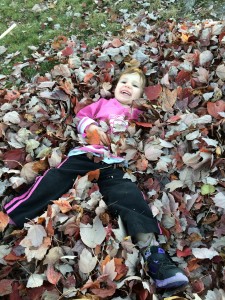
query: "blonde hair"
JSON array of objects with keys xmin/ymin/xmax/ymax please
[{"xmin": 118, "ymin": 67, "xmax": 146, "ymax": 89}]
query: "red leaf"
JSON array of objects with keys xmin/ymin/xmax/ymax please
[
  {"xmin": 192, "ymin": 279, "xmax": 205, "ymax": 293},
  {"xmin": 144, "ymin": 84, "xmax": 162, "ymax": 101},
  {"xmin": 175, "ymin": 70, "xmax": 191, "ymax": 85},
  {"xmin": 46, "ymin": 264, "xmax": 61, "ymax": 285},
  {"xmin": 139, "ymin": 289, "xmax": 149, "ymax": 300},
  {"xmin": 207, "ymin": 100, "xmax": 225, "ymax": 119},
  {"xmin": 9, "ymin": 281, "xmax": 23, "ymax": 300},
  {"xmin": 167, "ymin": 115, "xmax": 181, "ymax": 123},
  {"xmin": 84, "ymin": 73, "xmax": 94, "ymax": 83},
  {"xmin": 135, "ymin": 121, "xmax": 153, "ymax": 127},
  {"xmin": 177, "ymin": 247, "xmax": 192, "ymax": 258},
  {"xmin": 0, "ymin": 279, "xmax": 13, "ymax": 296},
  {"xmin": 61, "ymin": 46, "xmax": 74, "ymax": 56},
  {"xmin": 3, "ymin": 148, "xmax": 26, "ymax": 169},
  {"xmin": 4, "ymin": 90, "xmax": 20, "ymax": 102},
  {"xmin": 111, "ymin": 38, "xmax": 123, "ymax": 47},
  {"xmin": 219, "ymin": 32, "xmax": 225, "ymax": 43}
]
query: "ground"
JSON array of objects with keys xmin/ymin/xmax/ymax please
[{"xmin": 0, "ymin": 2, "xmax": 225, "ymax": 300}]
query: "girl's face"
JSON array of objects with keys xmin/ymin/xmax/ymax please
[{"xmin": 114, "ymin": 73, "xmax": 144, "ymax": 107}]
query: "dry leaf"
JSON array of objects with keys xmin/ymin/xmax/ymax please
[
  {"xmin": 159, "ymin": 88, "xmax": 177, "ymax": 112},
  {"xmin": 0, "ymin": 212, "xmax": 9, "ymax": 232},
  {"xmin": 78, "ymin": 248, "xmax": 97, "ymax": 273},
  {"xmin": 80, "ymin": 216, "xmax": 106, "ymax": 248}
]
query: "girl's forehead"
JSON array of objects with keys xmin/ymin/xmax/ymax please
[{"xmin": 120, "ymin": 73, "xmax": 142, "ymax": 81}]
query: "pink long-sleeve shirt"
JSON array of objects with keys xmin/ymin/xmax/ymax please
[{"xmin": 68, "ymin": 98, "xmax": 142, "ymax": 163}]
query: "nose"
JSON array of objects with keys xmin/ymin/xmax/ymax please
[{"xmin": 124, "ymin": 82, "xmax": 131, "ymax": 88}]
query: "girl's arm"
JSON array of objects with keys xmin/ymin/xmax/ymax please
[
  {"xmin": 76, "ymin": 99, "xmax": 110, "ymax": 146},
  {"xmin": 76, "ymin": 99, "xmax": 105, "ymax": 134}
]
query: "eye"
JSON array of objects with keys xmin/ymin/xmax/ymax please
[{"xmin": 133, "ymin": 84, "xmax": 139, "ymax": 88}]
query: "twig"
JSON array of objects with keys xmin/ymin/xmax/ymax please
[{"xmin": 0, "ymin": 23, "xmax": 17, "ymax": 40}]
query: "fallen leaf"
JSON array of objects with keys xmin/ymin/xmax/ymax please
[
  {"xmin": 80, "ymin": 216, "xmax": 106, "ymax": 248},
  {"xmin": 27, "ymin": 224, "xmax": 47, "ymax": 247},
  {"xmin": 144, "ymin": 84, "xmax": 162, "ymax": 101},
  {"xmin": 207, "ymin": 100, "xmax": 225, "ymax": 119},
  {"xmin": 159, "ymin": 88, "xmax": 177, "ymax": 112},
  {"xmin": 86, "ymin": 129, "xmax": 101, "ymax": 145},
  {"xmin": 26, "ymin": 274, "xmax": 44, "ymax": 288},
  {"xmin": 87, "ymin": 169, "xmax": 100, "ymax": 181},
  {"xmin": 79, "ymin": 248, "xmax": 97, "ymax": 273},
  {"xmin": 0, "ymin": 279, "xmax": 13, "ymax": 296},
  {"xmin": 192, "ymin": 247, "xmax": 219, "ymax": 259},
  {"xmin": 52, "ymin": 199, "xmax": 72, "ymax": 213},
  {"xmin": 175, "ymin": 70, "xmax": 191, "ymax": 85},
  {"xmin": 201, "ymin": 184, "xmax": 215, "ymax": 195},
  {"xmin": 46, "ymin": 264, "xmax": 62, "ymax": 285},
  {"xmin": 0, "ymin": 212, "xmax": 9, "ymax": 232},
  {"xmin": 216, "ymin": 64, "xmax": 225, "ymax": 80}
]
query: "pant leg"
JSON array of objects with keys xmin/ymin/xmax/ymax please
[
  {"xmin": 98, "ymin": 166, "xmax": 161, "ymax": 236},
  {"xmin": 4, "ymin": 155, "xmax": 100, "ymax": 228}
]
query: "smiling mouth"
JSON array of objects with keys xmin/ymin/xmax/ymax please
[{"xmin": 121, "ymin": 90, "xmax": 131, "ymax": 96}]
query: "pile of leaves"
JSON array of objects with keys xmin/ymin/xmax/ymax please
[{"xmin": 0, "ymin": 12, "xmax": 225, "ymax": 300}]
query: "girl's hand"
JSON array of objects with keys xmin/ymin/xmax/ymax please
[{"xmin": 86, "ymin": 124, "xmax": 110, "ymax": 146}]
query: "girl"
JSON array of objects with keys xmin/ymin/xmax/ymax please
[{"xmin": 4, "ymin": 67, "xmax": 188, "ymax": 290}]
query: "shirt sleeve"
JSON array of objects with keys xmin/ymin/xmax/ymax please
[{"xmin": 76, "ymin": 98, "xmax": 105, "ymax": 134}]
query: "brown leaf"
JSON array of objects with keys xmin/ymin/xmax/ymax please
[
  {"xmin": 187, "ymin": 258, "xmax": 201, "ymax": 272},
  {"xmin": 4, "ymin": 252, "xmax": 25, "ymax": 262},
  {"xmin": 86, "ymin": 129, "xmax": 101, "ymax": 145},
  {"xmin": 3, "ymin": 148, "xmax": 26, "ymax": 169},
  {"xmin": 46, "ymin": 218, "xmax": 54, "ymax": 237},
  {"xmin": 159, "ymin": 88, "xmax": 177, "ymax": 112},
  {"xmin": 111, "ymin": 38, "xmax": 123, "ymax": 47},
  {"xmin": 136, "ymin": 156, "xmax": 148, "ymax": 171},
  {"xmin": 51, "ymin": 35, "xmax": 68, "ymax": 50},
  {"xmin": 114, "ymin": 258, "xmax": 128, "ymax": 280},
  {"xmin": 87, "ymin": 169, "xmax": 100, "ymax": 181},
  {"xmin": 0, "ymin": 211, "xmax": 9, "ymax": 232},
  {"xmin": 135, "ymin": 121, "xmax": 153, "ymax": 127},
  {"xmin": 91, "ymin": 277, "xmax": 116, "ymax": 298},
  {"xmin": 84, "ymin": 73, "xmax": 94, "ymax": 83},
  {"xmin": 52, "ymin": 199, "xmax": 72, "ymax": 213},
  {"xmin": 4, "ymin": 90, "xmax": 20, "ymax": 102}
]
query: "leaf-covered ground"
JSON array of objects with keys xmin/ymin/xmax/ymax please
[{"xmin": 0, "ymin": 10, "xmax": 225, "ymax": 300}]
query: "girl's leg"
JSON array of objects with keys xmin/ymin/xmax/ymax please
[
  {"xmin": 98, "ymin": 165, "xmax": 161, "ymax": 236},
  {"xmin": 4, "ymin": 155, "xmax": 100, "ymax": 228},
  {"xmin": 98, "ymin": 164, "xmax": 189, "ymax": 290}
]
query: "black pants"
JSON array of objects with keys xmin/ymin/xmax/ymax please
[{"xmin": 4, "ymin": 155, "xmax": 160, "ymax": 235}]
